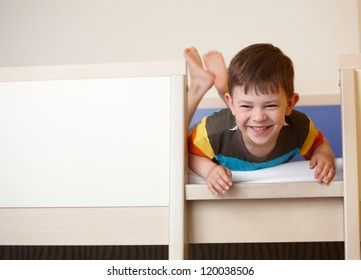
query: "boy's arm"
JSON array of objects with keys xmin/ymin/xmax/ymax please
[
  {"xmin": 308, "ymin": 138, "xmax": 336, "ymax": 184},
  {"xmin": 189, "ymin": 153, "xmax": 232, "ymax": 195}
]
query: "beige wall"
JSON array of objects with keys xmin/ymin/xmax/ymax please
[
  {"xmin": 0, "ymin": 0, "xmax": 359, "ymax": 96},
  {"xmin": 359, "ymin": 0, "xmax": 361, "ymax": 51}
]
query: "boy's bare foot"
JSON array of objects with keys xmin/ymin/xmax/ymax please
[
  {"xmin": 184, "ymin": 47, "xmax": 214, "ymax": 95},
  {"xmin": 203, "ymin": 51, "xmax": 229, "ymax": 96}
]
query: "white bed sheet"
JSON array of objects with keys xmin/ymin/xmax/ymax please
[{"xmin": 189, "ymin": 158, "xmax": 343, "ymax": 184}]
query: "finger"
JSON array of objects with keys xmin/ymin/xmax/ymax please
[
  {"xmin": 309, "ymin": 157, "xmax": 317, "ymax": 169},
  {"xmin": 206, "ymin": 166, "xmax": 233, "ymax": 195},
  {"xmin": 225, "ymin": 167, "xmax": 232, "ymax": 178},
  {"xmin": 207, "ymin": 176, "xmax": 228, "ymax": 195},
  {"xmin": 219, "ymin": 167, "xmax": 233, "ymax": 183},
  {"xmin": 219, "ymin": 172, "xmax": 232, "ymax": 188},
  {"xmin": 322, "ymin": 165, "xmax": 336, "ymax": 184},
  {"xmin": 210, "ymin": 179, "xmax": 227, "ymax": 195},
  {"xmin": 207, "ymin": 179, "xmax": 218, "ymax": 195},
  {"xmin": 213, "ymin": 174, "xmax": 231, "ymax": 193},
  {"xmin": 206, "ymin": 170, "xmax": 223, "ymax": 195},
  {"xmin": 313, "ymin": 161, "xmax": 325, "ymax": 181},
  {"xmin": 212, "ymin": 168, "xmax": 232, "ymax": 188},
  {"xmin": 225, "ymin": 169, "xmax": 233, "ymax": 186},
  {"xmin": 316, "ymin": 162, "xmax": 333, "ymax": 184},
  {"xmin": 206, "ymin": 181, "xmax": 219, "ymax": 196}
]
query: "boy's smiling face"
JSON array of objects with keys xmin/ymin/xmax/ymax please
[{"xmin": 225, "ymin": 86, "xmax": 299, "ymax": 157}]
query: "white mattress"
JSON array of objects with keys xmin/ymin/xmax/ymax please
[{"xmin": 189, "ymin": 158, "xmax": 343, "ymax": 184}]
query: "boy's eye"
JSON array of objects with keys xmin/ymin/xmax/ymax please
[
  {"xmin": 266, "ymin": 104, "xmax": 278, "ymax": 108},
  {"xmin": 240, "ymin": 105, "xmax": 252, "ymax": 109}
]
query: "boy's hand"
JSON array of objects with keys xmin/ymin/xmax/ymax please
[
  {"xmin": 206, "ymin": 165, "xmax": 233, "ymax": 195},
  {"xmin": 309, "ymin": 142, "xmax": 336, "ymax": 184}
]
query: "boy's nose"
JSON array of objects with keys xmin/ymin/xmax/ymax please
[{"xmin": 252, "ymin": 109, "xmax": 267, "ymax": 122}]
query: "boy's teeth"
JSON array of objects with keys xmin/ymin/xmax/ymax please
[{"xmin": 252, "ymin": 126, "xmax": 267, "ymax": 130}]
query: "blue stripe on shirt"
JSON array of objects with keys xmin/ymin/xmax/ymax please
[{"xmin": 215, "ymin": 148, "xmax": 300, "ymax": 171}]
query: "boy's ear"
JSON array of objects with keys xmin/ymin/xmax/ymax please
[
  {"xmin": 224, "ymin": 93, "xmax": 236, "ymax": 115},
  {"xmin": 285, "ymin": 93, "xmax": 299, "ymax": 115}
]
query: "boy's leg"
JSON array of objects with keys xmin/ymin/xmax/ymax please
[
  {"xmin": 184, "ymin": 47, "xmax": 214, "ymax": 127},
  {"xmin": 203, "ymin": 51, "xmax": 229, "ymax": 101}
]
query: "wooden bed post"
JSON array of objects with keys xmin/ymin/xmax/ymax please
[
  {"xmin": 340, "ymin": 54, "xmax": 361, "ymax": 260},
  {"xmin": 169, "ymin": 71, "xmax": 188, "ymax": 260}
]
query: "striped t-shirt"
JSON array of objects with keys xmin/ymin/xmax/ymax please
[{"xmin": 189, "ymin": 108, "xmax": 324, "ymax": 171}]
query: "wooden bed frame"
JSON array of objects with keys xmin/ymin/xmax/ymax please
[
  {"xmin": 0, "ymin": 55, "xmax": 360, "ymax": 260},
  {"xmin": 0, "ymin": 62, "xmax": 187, "ymax": 255},
  {"xmin": 179, "ymin": 54, "xmax": 361, "ymax": 260}
]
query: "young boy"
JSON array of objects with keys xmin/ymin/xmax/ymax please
[{"xmin": 184, "ymin": 44, "xmax": 336, "ymax": 196}]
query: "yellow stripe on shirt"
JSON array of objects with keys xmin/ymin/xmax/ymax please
[
  {"xmin": 192, "ymin": 117, "xmax": 215, "ymax": 159},
  {"xmin": 299, "ymin": 119, "xmax": 321, "ymax": 156}
]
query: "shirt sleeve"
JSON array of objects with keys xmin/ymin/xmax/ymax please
[
  {"xmin": 299, "ymin": 118, "xmax": 324, "ymax": 158},
  {"xmin": 188, "ymin": 116, "xmax": 215, "ymax": 159}
]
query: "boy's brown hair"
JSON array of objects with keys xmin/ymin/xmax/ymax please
[{"xmin": 227, "ymin": 43, "xmax": 295, "ymax": 98}]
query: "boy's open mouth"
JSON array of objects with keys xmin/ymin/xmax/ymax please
[
  {"xmin": 247, "ymin": 125, "xmax": 274, "ymax": 135},
  {"xmin": 249, "ymin": 125, "xmax": 272, "ymax": 131}
]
